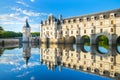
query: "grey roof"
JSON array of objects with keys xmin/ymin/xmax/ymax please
[
  {"xmin": 24, "ymin": 19, "xmax": 30, "ymax": 28},
  {"xmin": 64, "ymin": 8, "xmax": 120, "ymax": 20}
]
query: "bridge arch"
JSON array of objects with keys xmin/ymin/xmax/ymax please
[
  {"xmin": 96, "ymin": 35, "xmax": 109, "ymax": 54},
  {"xmin": 95, "ymin": 33, "xmax": 110, "ymax": 54},
  {"xmin": 80, "ymin": 35, "xmax": 90, "ymax": 52},
  {"xmin": 69, "ymin": 36, "xmax": 76, "ymax": 44},
  {"xmin": 116, "ymin": 36, "xmax": 120, "ymax": 54}
]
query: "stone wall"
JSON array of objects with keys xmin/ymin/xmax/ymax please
[{"xmin": 0, "ymin": 39, "xmax": 19, "ymax": 46}]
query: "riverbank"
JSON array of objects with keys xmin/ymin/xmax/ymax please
[{"xmin": 0, "ymin": 39, "xmax": 19, "ymax": 47}]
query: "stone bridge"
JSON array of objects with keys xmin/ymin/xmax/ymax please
[{"xmin": 40, "ymin": 9, "xmax": 120, "ymax": 46}]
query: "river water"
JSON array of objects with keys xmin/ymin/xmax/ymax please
[{"xmin": 0, "ymin": 43, "xmax": 120, "ymax": 80}]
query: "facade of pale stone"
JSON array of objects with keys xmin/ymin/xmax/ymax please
[
  {"xmin": 22, "ymin": 19, "xmax": 31, "ymax": 42},
  {"xmin": 40, "ymin": 9, "xmax": 120, "ymax": 44},
  {"xmin": 40, "ymin": 44, "xmax": 120, "ymax": 79}
]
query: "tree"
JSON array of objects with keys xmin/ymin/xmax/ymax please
[{"xmin": 0, "ymin": 26, "xmax": 4, "ymax": 31}]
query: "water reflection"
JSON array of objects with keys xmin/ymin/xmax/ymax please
[
  {"xmin": 22, "ymin": 43, "xmax": 31, "ymax": 65},
  {"xmin": 40, "ymin": 44, "xmax": 120, "ymax": 80},
  {"xmin": 0, "ymin": 43, "xmax": 120, "ymax": 80}
]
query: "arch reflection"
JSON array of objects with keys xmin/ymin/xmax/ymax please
[{"xmin": 40, "ymin": 44, "xmax": 120, "ymax": 79}]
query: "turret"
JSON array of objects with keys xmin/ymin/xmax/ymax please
[{"xmin": 22, "ymin": 19, "xmax": 31, "ymax": 42}]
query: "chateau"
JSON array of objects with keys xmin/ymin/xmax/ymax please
[{"xmin": 40, "ymin": 9, "xmax": 120, "ymax": 45}]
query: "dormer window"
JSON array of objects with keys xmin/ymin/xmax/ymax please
[
  {"xmin": 79, "ymin": 19, "xmax": 82, "ymax": 22},
  {"xmin": 73, "ymin": 19, "xmax": 76, "ymax": 23},
  {"xmin": 110, "ymin": 13, "xmax": 116, "ymax": 18},
  {"xmin": 68, "ymin": 20, "xmax": 70, "ymax": 23}
]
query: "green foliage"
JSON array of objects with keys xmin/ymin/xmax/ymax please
[
  {"xmin": 0, "ymin": 26, "xmax": 4, "ymax": 31},
  {"xmin": 98, "ymin": 35, "xmax": 109, "ymax": 49},
  {"xmin": 0, "ymin": 31, "xmax": 22, "ymax": 38},
  {"xmin": 31, "ymin": 32, "xmax": 40, "ymax": 37}
]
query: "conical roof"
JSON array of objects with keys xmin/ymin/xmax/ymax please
[{"xmin": 24, "ymin": 18, "xmax": 30, "ymax": 28}]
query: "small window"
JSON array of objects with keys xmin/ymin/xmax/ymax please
[
  {"xmin": 91, "ymin": 23, "xmax": 94, "ymax": 26},
  {"xmin": 71, "ymin": 25, "xmax": 73, "ymax": 28},
  {"xmin": 73, "ymin": 19, "xmax": 76, "ymax": 23},
  {"xmin": 77, "ymin": 25, "xmax": 79, "ymax": 27},
  {"xmin": 111, "ymin": 65, "xmax": 114, "ymax": 69},
  {"xmin": 91, "ymin": 56, "xmax": 93, "ymax": 59},
  {"xmin": 84, "ymin": 23, "xmax": 86, "ymax": 27},
  {"xmin": 65, "ymin": 31, "xmax": 67, "ymax": 34},
  {"xmin": 111, "ymin": 20, "xmax": 114, "ymax": 24},
  {"xmin": 79, "ymin": 19, "xmax": 82, "ymax": 22},
  {"xmin": 100, "ymin": 22, "xmax": 103, "ymax": 26},
  {"xmin": 111, "ymin": 28, "xmax": 113, "ymax": 32},
  {"xmin": 84, "ymin": 61, "xmax": 86, "ymax": 64},
  {"xmin": 76, "ymin": 31, "xmax": 79, "ymax": 33},
  {"xmin": 111, "ymin": 58, "xmax": 114, "ymax": 62},
  {"xmin": 71, "ymin": 31, "xmax": 73, "ymax": 34},
  {"xmin": 100, "ymin": 64, "xmax": 102, "ymax": 67},
  {"xmin": 84, "ymin": 55, "xmax": 86, "ymax": 58},
  {"xmin": 100, "ymin": 29, "xmax": 103, "ymax": 33},
  {"xmin": 100, "ymin": 56, "xmax": 103, "ymax": 60},
  {"xmin": 84, "ymin": 30, "xmax": 86, "ymax": 33},
  {"xmin": 91, "ymin": 30, "xmax": 93, "ymax": 33},
  {"xmin": 71, "ymin": 53, "xmax": 73, "ymax": 56},
  {"xmin": 68, "ymin": 20, "xmax": 70, "ymax": 23}
]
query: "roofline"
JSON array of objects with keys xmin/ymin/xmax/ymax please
[{"xmin": 64, "ymin": 8, "xmax": 120, "ymax": 20}]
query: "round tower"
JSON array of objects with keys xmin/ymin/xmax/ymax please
[{"xmin": 22, "ymin": 19, "xmax": 31, "ymax": 42}]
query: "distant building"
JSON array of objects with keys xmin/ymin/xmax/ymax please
[{"xmin": 22, "ymin": 19, "xmax": 31, "ymax": 42}]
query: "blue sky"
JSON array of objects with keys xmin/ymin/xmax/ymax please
[{"xmin": 0, "ymin": 0, "xmax": 120, "ymax": 32}]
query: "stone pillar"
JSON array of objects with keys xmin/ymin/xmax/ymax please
[
  {"xmin": 90, "ymin": 34, "xmax": 96, "ymax": 45},
  {"xmin": 109, "ymin": 34, "xmax": 117, "ymax": 46},
  {"xmin": 76, "ymin": 35, "xmax": 81, "ymax": 44}
]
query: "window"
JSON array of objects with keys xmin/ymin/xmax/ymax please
[
  {"xmin": 100, "ymin": 29, "xmax": 103, "ymax": 33},
  {"xmin": 79, "ymin": 19, "xmax": 82, "ymax": 22},
  {"xmin": 61, "ymin": 31, "xmax": 62, "ymax": 34},
  {"xmin": 68, "ymin": 20, "xmax": 70, "ymax": 23},
  {"xmin": 100, "ymin": 56, "xmax": 103, "ymax": 60},
  {"xmin": 84, "ymin": 61, "xmax": 86, "ymax": 64},
  {"xmin": 111, "ymin": 58, "xmax": 114, "ymax": 62},
  {"xmin": 73, "ymin": 19, "xmax": 76, "ymax": 23},
  {"xmin": 76, "ymin": 54, "xmax": 78, "ymax": 57},
  {"xmin": 111, "ymin": 65, "xmax": 114, "ymax": 69},
  {"xmin": 84, "ymin": 55, "xmax": 86, "ymax": 58},
  {"xmin": 100, "ymin": 22, "xmax": 103, "ymax": 26},
  {"xmin": 91, "ymin": 30, "xmax": 93, "ymax": 33},
  {"xmin": 111, "ymin": 20, "xmax": 114, "ymax": 24},
  {"xmin": 111, "ymin": 28, "xmax": 113, "ymax": 32},
  {"xmin": 65, "ymin": 31, "xmax": 67, "ymax": 34},
  {"xmin": 76, "ymin": 31, "xmax": 79, "ymax": 33},
  {"xmin": 100, "ymin": 64, "xmax": 102, "ymax": 67},
  {"xmin": 71, "ymin": 31, "xmax": 73, "ymax": 34},
  {"xmin": 91, "ymin": 23, "xmax": 94, "ymax": 26},
  {"xmin": 84, "ymin": 30, "xmax": 86, "ymax": 33},
  {"xmin": 91, "ymin": 56, "xmax": 93, "ymax": 59},
  {"xmin": 71, "ymin": 25, "xmax": 73, "ymax": 28},
  {"xmin": 84, "ymin": 23, "xmax": 86, "ymax": 27}
]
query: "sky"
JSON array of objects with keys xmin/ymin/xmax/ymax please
[{"xmin": 0, "ymin": 0, "xmax": 120, "ymax": 32}]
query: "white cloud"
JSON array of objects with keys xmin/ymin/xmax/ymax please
[
  {"xmin": 16, "ymin": 1, "xmax": 30, "ymax": 7},
  {"xmin": 12, "ymin": 8, "xmax": 46, "ymax": 17},
  {"xmin": 30, "ymin": 0, "xmax": 35, "ymax": 2}
]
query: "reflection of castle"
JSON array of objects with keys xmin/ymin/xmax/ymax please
[
  {"xmin": 22, "ymin": 43, "xmax": 31, "ymax": 65},
  {"xmin": 40, "ymin": 44, "xmax": 120, "ymax": 79}
]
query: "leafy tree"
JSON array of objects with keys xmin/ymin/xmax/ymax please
[{"xmin": 0, "ymin": 26, "xmax": 4, "ymax": 31}]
